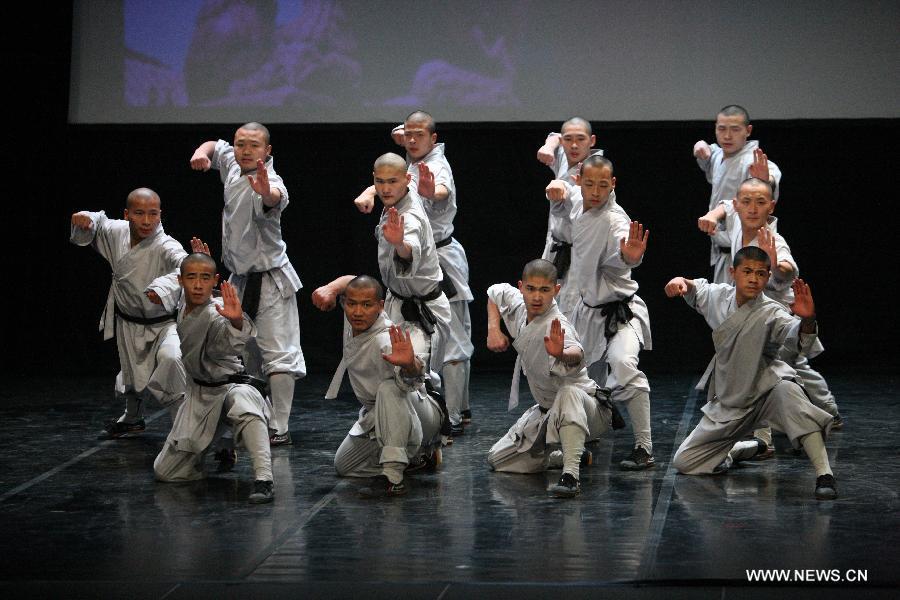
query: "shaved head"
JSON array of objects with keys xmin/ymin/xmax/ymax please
[
  {"xmin": 126, "ymin": 187, "xmax": 160, "ymax": 210},
  {"xmin": 733, "ymin": 246, "xmax": 770, "ymax": 270},
  {"xmin": 180, "ymin": 252, "xmax": 217, "ymax": 275},
  {"xmin": 580, "ymin": 154, "xmax": 614, "ymax": 176},
  {"xmin": 522, "ymin": 258, "xmax": 558, "ymax": 282},
  {"xmin": 373, "ymin": 152, "xmax": 407, "ymax": 173},
  {"xmin": 718, "ymin": 105, "xmax": 750, "ymax": 126},
  {"xmin": 405, "ymin": 110, "xmax": 435, "ymax": 134},
  {"xmin": 346, "ymin": 275, "xmax": 384, "ymax": 300},
  {"xmin": 237, "ymin": 121, "xmax": 271, "ymax": 144},
  {"xmin": 562, "ymin": 116, "xmax": 592, "ymax": 136},
  {"xmin": 739, "ymin": 176, "xmax": 774, "ymax": 198}
]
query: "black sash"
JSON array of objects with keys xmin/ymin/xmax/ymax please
[
  {"xmin": 388, "ymin": 286, "xmax": 443, "ymax": 335},
  {"xmin": 434, "ymin": 236, "xmax": 459, "ymax": 299},
  {"xmin": 435, "ymin": 236, "xmax": 454, "ymax": 249},
  {"xmin": 193, "ymin": 373, "xmax": 268, "ymax": 397},
  {"xmin": 549, "ymin": 237, "xmax": 572, "ymax": 279},
  {"xmin": 115, "ymin": 304, "xmax": 177, "ymax": 325},
  {"xmin": 241, "ymin": 272, "xmax": 265, "ymax": 319},
  {"xmin": 583, "ymin": 294, "xmax": 635, "ymax": 340}
]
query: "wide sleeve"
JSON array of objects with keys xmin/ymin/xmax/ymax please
[
  {"xmin": 212, "ymin": 139, "xmax": 237, "ymax": 184},
  {"xmin": 390, "ymin": 214, "xmax": 426, "ymax": 278},
  {"xmin": 487, "ymin": 283, "xmax": 525, "ymax": 338}
]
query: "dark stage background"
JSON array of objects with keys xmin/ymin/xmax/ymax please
[{"xmin": 17, "ymin": 5, "xmax": 899, "ymax": 380}]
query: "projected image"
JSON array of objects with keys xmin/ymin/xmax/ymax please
[{"xmin": 125, "ymin": 0, "xmax": 523, "ymax": 111}]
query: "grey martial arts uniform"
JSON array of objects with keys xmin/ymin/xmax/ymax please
[
  {"xmin": 154, "ymin": 298, "xmax": 272, "ymax": 482},
  {"xmin": 407, "ymin": 143, "xmax": 474, "ymax": 426},
  {"xmin": 486, "ymin": 283, "xmax": 611, "ymax": 474},
  {"xmin": 672, "ymin": 280, "xmax": 833, "ymax": 474},
  {"xmin": 70, "ymin": 211, "xmax": 186, "ymax": 415},
  {"xmin": 541, "ymin": 142, "xmax": 604, "ymax": 314},
  {"xmin": 376, "ymin": 190, "xmax": 452, "ymax": 382},
  {"xmin": 723, "ymin": 213, "xmax": 839, "ymax": 417},
  {"xmin": 696, "ymin": 140, "xmax": 782, "ymax": 283},
  {"xmin": 211, "ymin": 140, "xmax": 306, "ymax": 435},
  {"xmin": 328, "ymin": 313, "xmax": 442, "ymax": 478}
]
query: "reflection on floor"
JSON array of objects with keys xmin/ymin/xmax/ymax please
[{"xmin": 0, "ymin": 372, "xmax": 896, "ymax": 599}]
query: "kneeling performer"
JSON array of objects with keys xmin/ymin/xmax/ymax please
[
  {"xmin": 329, "ymin": 276, "xmax": 444, "ymax": 498},
  {"xmin": 154, "ymin": 253, "xmax": 275, "ymax": 504},
  {"xmin": 486, "ymin": 259, "xmax": 613, "ymax": 498}
]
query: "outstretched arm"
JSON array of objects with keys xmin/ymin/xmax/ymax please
[
  {"xmin": 381, "ymin": 325, "xmax": 423, "ymax": 377},
  {"xmin": 382, "ymin": 207, "xmax": 412, "ymax": 260},
  {"xmin": 417, "ymin": 162, "xmax": 449, "ymax": 201},
  {"xmin": 537, "ymin": 132, "xmax": 560, "ymax": 166},
  {"xmin": 354, "ymin": 185, "xmax": 377, "ymax": 214},
  {"xmin": 190, "ymin": 141, "xmax": 217, "ymax": 171},
  {"xmin": 216, "ymin": 281, "xmax": 245, "ymax": 330},
  {"xmin": 543, "ymin": 318, "xmax": 583, "ymax": 365},
  {"xmin": 756, "ymin": 227, "xmax": 794, "ymax": 281},
  {"xmin": 247, "ymin": 159, "xmax": 282, "ymax": 207},
  {"xmin": 664, "ymin": 277, "xmax": 695, "ymax": 298},
  {"xmin": 486, "ymin": 299, "xmax": 510, "ymax": 352},
  {"xmin": 619, "ymin": 221, "xmax": 649, "ymax": 265},
  {"xmin": 545, "ymin": 180, "xmax": 570, "ymax": 203},
  {"xmin": 790, "ymin": 278, "xmax": 817, "ymax": 334},
  {"xmin": 311, "ymin": 275, "xmax": 357, "ymax": 311},
  {"xmin": 698, "ymin": 204, "xmax": 726, "ymax": 236},
  {"xmin": 693, "ymin": 140, "xmax": 712, "ymax": 161}
]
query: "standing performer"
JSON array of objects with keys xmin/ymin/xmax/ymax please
[
  {"xmin": 486, "ymin": 259, "xmax": 612, "ymax": 498},
  {"xmin": 665, "ymin": 247, "xmax": 837, "ymax": 500},
  {"xmin": 70, "ymin": 188, "xmax": 186, "ymax": 438},
  {"xmin": 545, "ymin": 156, "xmax": 654, "ymax": 471},
  {"xmin": 328, "ymin": 276, "xmax": 443, "ymax": 498},
  {"xmin": 354, "ymin": 111, "xmax": 473, "ymax": 436},
  {"xmin": 190, "ymin": 122, "xmax": 306, "ymax": 446},
  {"xmin": 537, "ymin": 117, "xmax": 604, "ymax": 314},
  {"xmin": 694, "ymin": 105, "xmax": 782, "ymax": 283},
  {"xmin": 154, "ymin": 253, "xmax": 275, "ymax": 504}
]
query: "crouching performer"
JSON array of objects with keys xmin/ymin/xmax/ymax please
[
  {"xmin": 154, "ymin": 253, "xmax": 275, "ymax": 504},
  {"xmin": 666, "ymin": 247, "xmax": 836, "ymax": 500},
  {"xmin": 486, "ymin": 259, "xmax": 613, "ymax": 498},
  {"xmin": 328, "ymin": 276, "xmax": 444, "ymax": 498}
]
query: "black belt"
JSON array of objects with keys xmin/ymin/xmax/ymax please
[
  {"xmin": 435, "ymin": 235, "xmax": 454, "ymax": 249},
  {"xmin": 434, "ymin": 237, "xmax": 459, "ymax": 299},
  {"xmin": 717, "ymin": 246, "xmax": 731, "ymax": 253},
  {"xmin": 549, "ymin": 237, "xmax": 572, "ymax": 279},
  {"xmin": 115, "ymin": 304, "xmax": 177, "ymax": 325},
  {"xmin": 239, "ymin": 271, "xmax": 265, "ymax": 319},
  {"xmin": 388, "ymin": 286, "xmax": 443, "ymax": 335},
  {"xmin": 193, "ymin": 373, "xmax": 268, "ymax": 397},
  {"xmin": 583, "ymin": 294, "xmax": 635, "ymax": 340}
]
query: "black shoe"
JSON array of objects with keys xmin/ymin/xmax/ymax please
[
  {"xmin": 461, "ymin": 409, "xmax": 472, "ymax": 424},
  {"xmin": 358, "ymin": 475, "xmax": 407, "ymax": 498},
  {"xmin": 831, "ymin": 415, "xmax": 844, "ymax": 430},
  {"xmin": 214, "ymin": 448, "xmax": 237, "ymax": 473},
  {"xmin": 269, "ymin": 431, "xmax": 293, "ymax": 446},
  {"xmin": 249, "ymin": 480, "xmax": 274, "ymax": 504},
  {"xmin": 746, "ymin": 437, "xmax": 775, "ymax": 461},
  {"xmin": 98, "ymin": 418, "xmax": 146, "ymax": 439},
  {"xmin": 450, "ymin": 422, "xmax": 464, "ymax": 437},
  {"xmin": 548, "ymin": 473, "xmax": 581, "ymax": 498},
  {"xmin": 620, "ymin": 446, "xmax": 655, "ymax": 470},
  {"xmin": 406, "ymin": 448, "xmax": 442, "ymax": 473},
  {"xmin": 815, "ymin": 474, "xmax": 837, "ymax": 500},
  {"xmin": 712, "ymin": 454, "xmax": 733, "ymax": 475}
]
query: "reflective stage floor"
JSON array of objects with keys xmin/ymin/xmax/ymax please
[{"xmin": 0, "ymin": 371, "xmax": 896, "ymax": 599}]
